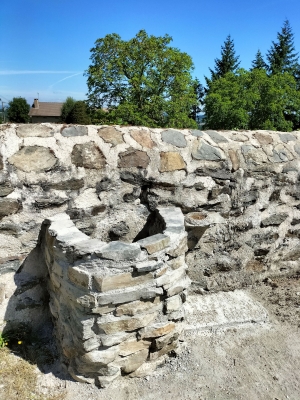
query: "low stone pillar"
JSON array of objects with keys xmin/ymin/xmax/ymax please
[{"xmin": 41, "ymin": 207, "xmax": 190, "ymax": 387}]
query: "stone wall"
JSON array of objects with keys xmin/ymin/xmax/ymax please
[
  {"xmin": 1, "ymin": 123, "xmax": 300, "ymax": 335},
  {"xmin": 41, "ymin": 208, "xmax": 188, "ymax": 386}
]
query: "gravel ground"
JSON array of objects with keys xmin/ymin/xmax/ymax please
[{"xmin": 31, "ymin": 274, "xmax": 300, "ymax": 400}]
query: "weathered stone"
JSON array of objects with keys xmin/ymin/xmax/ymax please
[
  {"xmin": 0, "ymin": 155, "xmax": 3, "ymax": 170},
  {"xmin": 272, "ymin": 144, "xmax": 293, "ymax": 163},
  {"xmin": 192, "ymin": 140, "xmax": 224, "ymax": 161},
  {"xmin": 135, "ymin": 260, "xmax": 163, "ymax": 273},
  {"xmin": 149, "ymin": 339, "xmax": 178, "ymax": 360},
  {"xmin": 97, "ymin": 312, "xmax": 157, "ymax": 334},
  {"xmin": 98, "ymin": 126, "xmax": 124, "ymax": 146},
  {"xmin": 99, "ymin": 332, "xmax": 133, "ymax": 347},
  {"xmin": 156, "ymin": 266, "xmax": 187, "ymax": 289},
  {"xmin": 115, "ymin": 298, "xmax": 160, "ymax": 317},
  {"xmin": 61, "ymin": 126, "xmax": 88, "ymax": 137},
  {"xmin": 294, "ymin": 143, "xmax": 300, "ymax": 156},
  {"xmin": 242, "ymin": 145, "xmax": 268, "ymax": 164},
  {"xmin": 0, "ymin": 181, "xmax": 14, "ymax": 197},
  {"xmin": 47, "ymin": 178, "xmax": 85, "ymax": 190},
  {"xmin": 68, "ymin": 266, "xmax": 90, "ymax": 289},
  {"xmin": 71, "ymin": 142, "xmax": 106, "ymax": 169},
  {"xmin": 35, "ymin": 196, "xmax": 68, "ymax": 208},
  {"xmin": 17, "ymin": 124, "xmax": 53, "ymax": 137},
  {"xmin": 166, "ymin": 276, "xmax": 191, "ymax": 297},
  {"xmin": 261, "ymin": 213, "xmax": 288, "ymax": 227},
  {"xmin": 228, "ymin": 149, "xmax": 240, "ymax": 171},
  {"xmin": 279, "ymin": 133, "xmax": 296, "ymax": 143},
  {"xmin": 159, "ymin": 152, "xmax": 186, "ymax": 172},
  {"xmin": 114, "ymin": 348, "xmax": 149, "ymax": 374},
  {"xmin": 190, "ymin": 130, "xmax": 203, "ymax": 137},
  {"xmin": 119, "ymin": 339, "xmax": 150, "ymax": 356},
  {"xmin": 94, "ymin": 272, "xmax": 152, "ymax": 292},
  {"xmin": 0, "ymin": 199, "xmax": 20, "ymax": 217},
  {"xmin": 8, "ymin": 146, "xmax": 57, "ymax": 172},
  {"xmin": 254, "ymin": 133, "xmax": 273, "ymax": 145},
  {"xmin": 96, "ymin": 370, "xmax": 120, "ymax": 388},
  {"xmin": 118, "ymin": 149, "xmax": 150, "ymax": 168},
  {"xmin": 97, "ymin": 286, "xmax": 163, "ymax": 306},
  {"xmin": 96, "ymin": 242, "xmax": 141, "ymax": 261},
  {"xmin": 152, "ymin": 330, "xmax": 179, "ymax": 350},
  {"xmin": 165, "ymin": 294, "xmax": 182, "ymax": 312},
  {"xmin": 138, "ymin": 322, "xmax": 175, "ymax": 339},
  {"xmin": 79, "ymin": 347, "xmax": 119, "ymax": 367},
  {"xmin": 206, "ymin": 130, "xmax": 228, "ymax": 143},
  {"xmin": 137, "ymin": 234, "xmax": 170, "ymax": 254},
  {"xmin": 161, "ymin": 130, "xmax": 187, "ymax": 148},
  {"xmin": 130, "ymin": 130, "xmax": 155, "ymax": 148}
]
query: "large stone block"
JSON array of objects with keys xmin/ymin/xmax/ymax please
[
  {"xmin": 119, "ymin": 339, "xmax": 150, "ymax": 356},
  {"xmin": 68, "ymin": 266, "xmax": 90, "ymax": 289},
  {"xmin": 159, "ymin": 152, "xmax": 186, "ymax": 172},
  {"xmin": 161, "ymin": 130, "xmax": 187, "ymax": 148},
  {"xmin": 115, "ymin": 297, "xmax": 161, "ymax": 317},
  {"xmin": 192, "ymin": 140, "xmax": 225, "ymax": 161},
  {"xmin": 96, "ymin": 286, "xmax": 163, "ymax": 306},
  {"xmin": 96, "ymin": 241, "xmax": 141, "ymax": 261},
  {"xmin": 98, "ymin": 126, "xmax": 124, "ymax": 146},
  {"xmin": 130, "ymin": 130, "xmax": 155, "ymax": 149},
  {"xmin": 118, "ymin": 148, "xmax": 150, "ymax": 168},
  {"xmin": 71, "ymin": 142, "xmax": 106, "ymax": 169},
  {"xmin": 113, "ymin": 348, "xmax": 149, "ymax": 374},
  {"xmin": 94, "ymin": 271, "xmax": 153, "ymax": 292},
  {"xmin": 61, "ymin": 126, "xmax": 88, "ymax": 137},
  {"xmin": 137, "ymin": 234, "xmax": 170, "ymax": 254},
  {"xmin": 17, "ymin": 124, "xmax": 54, "ymax": 137},
  {"xmin": 0, "ymin": 181, "xmax": 14, "ymax": 197},
  {"xmin": 8, "ymin": 146, "xmax": 57, "ymax": 172},
  {"xmin": 97, "ymin": 312, "xmax": 157, "ymax": 334},
  {"xmin": 138, "ymin": 321, "xmax": 175, "ymax": 339}
]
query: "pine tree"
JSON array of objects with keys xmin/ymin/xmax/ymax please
[
  {"xmin": 208, "ymin": 35, "xmax": 240, "ymax": 81},
  {"xmin": 251, "ymin": 50, "xmax": 267, "ymax": 70},
  {"xmin": 267, "ymin": 19, "xmax": 299, "ymax": 76}
]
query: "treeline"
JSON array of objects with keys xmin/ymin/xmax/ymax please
[{"xmin": 203, "ymin": 20, "xmax": 300, "ymax": 131}]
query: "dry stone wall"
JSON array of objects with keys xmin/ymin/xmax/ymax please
[
  {"xmin": 1, "ymin": 123, "xmax": 300, "ymax": 336},
  {"xmin": 41, "ymin": 208, "xmax": 188, "ymax": 386}
]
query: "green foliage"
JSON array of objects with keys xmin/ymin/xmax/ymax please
[
  {"xmin": 0, "ymin": 333, "xmax": 8, "ymax": 348},
  {"xmin": 204, "ymin": 69, "xmax": 300, "ymax": 131},
  {"xmin": 60, "ymin": 96, "xmax": 76, "ymax": 123},
  {"xmin": 251, "ymin": 50, "xmax": 268, "ymax": 71},
  {"xmin": 86, "ymin": 29, "xmax": 197, "ymax": 128},
  {"xmin": 7, "ymin": 97, "xmax": 30, "ymax": 123},
  {"xmin": 267, "ymin": 19, "xmax": 299, "ymax": 76},
  {"xmin": 207, "ymin": 35, "xmax": 240, "ymax": 82},
  {"xmin": 69, "ymin": 101, "xmax": 91, "ymax": 124}
]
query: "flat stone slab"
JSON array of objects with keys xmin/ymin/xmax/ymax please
[{"xmin": 184, "ymin": 290, "xmax": 268, "ymax": 331}]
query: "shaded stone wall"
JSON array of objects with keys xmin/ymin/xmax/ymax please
[
  {"xmin": 41, "ymin": 208, "xmax": 188, "ymax": 386},
  {"xmin": 1, "ymin": 123, "xmax": 300, "ymax": 329}
]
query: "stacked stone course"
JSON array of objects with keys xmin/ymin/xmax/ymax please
[{"xmin": 41, "ymin": 207, "xmax": 189, "ymax": 386}]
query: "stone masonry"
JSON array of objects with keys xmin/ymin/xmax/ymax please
[{"xmin": 41, "ymin": 207, "xmax": 189, "ymax": 387}]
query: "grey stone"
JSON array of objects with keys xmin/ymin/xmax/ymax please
[
  {"xmin": 8, "ymin": 146, "xmax": 57, "ymax": 172},
  {"xmin": 279, "ymin": 133, "xmax": 296, "ymax": 143},
  {"xmin": 97, "ymin": 286, "xmax": 163, "ymax": 306},
  {"xmin": 61, "ymin": 126, "xmax": 88, "ymax": 137},
  {"xmin": 46, "ymin": 178, "xmax": 85, "ymax": 190},
  {"xmin": 261, "ymin": 213, "xmax": 288, "ymax": 227},
  {"xmin": 113, "ymin": 348, "xmax": 149, "ymax": 374},
  {"xmin": 161, "ymin": 130, "xmax": 187, "ymax": 148},
  {"xmin": 190, "ymin": 130, "xmax": 203, "ymax": 137},
  {"xmin": 135, "ymin": 260, "xmax": 163, "ymax": 273},
  {"xmin": 192, "ymin": 141, "xmax": 224, "ymax": 161},
  {"xmin": 294, "ymin": 143, "xmax": 300, "ymax": 156},
  {"xmin": 206, "ymin": 130, "xmax": 228, "ymax": 143},
  {"xmin": 137, "ymin": 234, "xmax": 170, "ymax": 254},
  {"xmin": 35, "ymin": 196, "xmax": 68, "ymax": 208},
  {"xmin": 97, "ymin": 242, "xmax": 141, "ymax": 261},
  {"xmin": 118, "ymin": 149, "xmax": 150, "ymax": 168},
  {"xmin": 98, "ymin": 126, "xmax": 124, "ymax": 146},
  {"xmin": 0, "ymin": 198, "xmax": 20, "ymax": 217},
  {"xmin": 71, "ymin": 142, "xmax": 106, "ymax": 169}
]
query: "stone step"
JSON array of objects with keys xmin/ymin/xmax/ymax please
[{"xmin": 184, "ymin": 290, "xmax": 268, "ymax": 332}]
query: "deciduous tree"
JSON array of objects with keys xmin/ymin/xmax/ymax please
[{"xmin": 85, "ymin": 30, "xmax": 197, "ymax": 128}]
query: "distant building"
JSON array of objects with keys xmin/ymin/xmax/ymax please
[{"xmin": 28, "ymin": 99, "xmax": 63, "ymax": 123}]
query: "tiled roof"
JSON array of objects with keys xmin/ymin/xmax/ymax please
[{"xmin": 29, "ymin": 102, "xmax": 64, "ymax": 117}]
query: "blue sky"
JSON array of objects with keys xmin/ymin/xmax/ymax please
[{"xmin": 1, "ymin": 0, "xmax": 300, "ymax": 106}]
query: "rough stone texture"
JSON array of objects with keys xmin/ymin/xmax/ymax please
[
  {"xmin": 206, "ymin": 130, "xmax": 228, "ymax": 144},
  {"xmin": 192, "ymin": 140, "xmax": 224, "ymax": 161},
  {"xmin": 159, "ymin": 152, "xmax": 186, "ymax": 172},
  {"xmin": 0, "ymin": 199, "xmax": 20, "ymax": 217},
  {"xmin": 98, "ymin": 127, "xmax": 124, "ymax": 146},
  {"xmin": 61, "ymin": 126, "xmax": 88, "ymax": 137},
  {"xmin": 8, "ymin": 146, "xmax": 57, "ymax": 172},
  {"xmin": 161, "ymin": 129, "xmax": 187, "ymax": 148},
  {"xmin": 17, "ymin": 124, "xmax": 54, "ymax": 137},
  {"xmin": 71, "ymin": 142, "xmax": 106, "ymax": 169},
  {"xmin": 130, "ymin": 130, "xmax": 155, "ymax": 149},
  {"xmin": 118, "ymin": 149, "xmax": 150, "ymax": 168}
]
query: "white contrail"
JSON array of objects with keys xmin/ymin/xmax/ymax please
[
  {"xmin": 48, "ymin": 72, "xmax": 83, "ymax": 89},
  {"xmin": 0, "ymin": 70, "xmax": 80, "ymax": 75}
]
